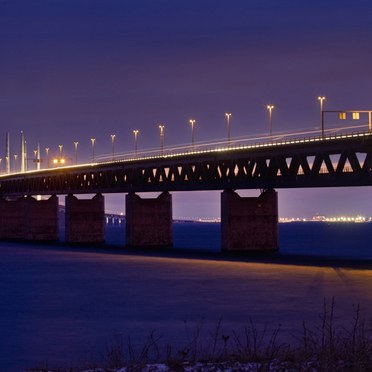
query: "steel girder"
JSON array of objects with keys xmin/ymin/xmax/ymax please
[{"xmin": 0, "ymin": 133, "xmax": 371, "ymax": 196}]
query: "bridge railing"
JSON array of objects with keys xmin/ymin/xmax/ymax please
[
  {"xmin": 95, "ymin": 123, "xmax": 371, "ymax": 165},
  {"xmin": 1, "ymin": 123, "xmax": 371, "ymax": 177}
]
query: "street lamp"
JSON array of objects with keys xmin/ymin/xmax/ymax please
[
  {"xmin": 0, "ymin": 158, "xmax": 2, "ymax": 173},
  {"xmin": 58, "ymin": 144, "xmax": 63, "ymax": 158},
  {"xmin": 189, "ymin": 119, "xmax": 196, "ymax": 150},
  {"xmin": 14, "ymin": 154, "xmax": 18, "ymax": 173},
  {"xmin": 45, "ymin": 148, "xmax": 50, "ymax": 168},
  {"xmin": 24, "ymin": 140, "xmax": 27, "ymax": 172},
  {"xmin": 33, "ymin": 149, "xmax": 38, "ymax": 169},
  {"xmin": 318, "ymin": 96, "xmax": 326, "ymax": 112},
  {"xmin": 91, "ymin": 138, "xmax": 96, "ymax": 162},
  {"xmin": 318, "ymin": 96, "xmax": 326, "ymax": 137},
  {"xmin": 225, "ymin": 113, "xmax": 232, "ymax": 145},
  {"xmin": 133, "ymin": 130, "xmax": 139, "ymax": 157},
  {"xmin": 267, "ymin": 105, "xmax": 274, "ymax": 136},
  {"xmin": 110, "ymin": 134, "xmax": 116, "ymax": 161},
  {"xmin": 159, "ymin": 125, "xmax": 165, "ymax": 155},
  {"xmin": 74, "ymin": 142, "xmax": 78, "ymax": 164}
]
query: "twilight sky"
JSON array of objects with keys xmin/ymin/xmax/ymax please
[{"xmin": 1, "ymin": 0, "xmax": 372, "ymax": 218}]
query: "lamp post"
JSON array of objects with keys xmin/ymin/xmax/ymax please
[
  {"xmin": 14, "ymin": 154, "xmax": 18, "ymax": 173},
  {"xmin": 21, "ymin": 131, "xmax": 25, "ymax": 172},
  {"xmin": 225, "ymin": 113, "xmax": 232, "ymax": 145},
  {"xmin": 24, "ymin": 140, "xmax": 28, "ymax": 171},
  {"xmin": 33, "ymin": 149, "xmax": 38, "ymax": 169},
  {"xmin": 133, "ymin": 130, "xmax": 139, "ymax": 157},
  {"xmin": 45, "ymin": 148, "xmax": 50, "ymax": 168},
  {"xmin": 267, "ymin": 105, "xmax": 274, "ymax": 136},
  {"xmin": 0, "ymin": 158, "xmax": 2, "ymax": 173},
  {"xmin": 91, "ymin": 138, "xmax": 96, "ymax": 162},
  {"xmin": 36, "ymin": 143, "xmax": 41, "ymax": 170},
  {"xmin": 159, "ymin": 125, "xmax": 165, "ymax": 155},
  {"xmin": 58, "ymin": 144, "xmax": 63, "ymax": 158},
  {"xmin": 73, "ymin": 142, "xmax": 78, "ymax": 164},
  {"xmin": 318, "ymin": 96, "xmax": 326, "ymax": 137},
  {"xmin": 110, "ymin": 134, "xmax": 116, "ymax": 161},
  {"xmin": 189, "ymin": 119, "xmax": 196, "ymax": 150}
]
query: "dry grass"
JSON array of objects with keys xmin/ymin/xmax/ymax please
[
  {"xmin": 28, "ymin": 298, "xmax": 372, "ymax": 371},
  {"xmin": 98, "ymin": 298, "xmax": 372, "ymax": 371}
]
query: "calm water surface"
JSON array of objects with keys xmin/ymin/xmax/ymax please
[
  {"xmin": 1, "ymin": 222, "xmax": 372, "ymax": 370},
  {"xmin": 105, "ymin": 221, "xmax": 372, "ymax": 259}
]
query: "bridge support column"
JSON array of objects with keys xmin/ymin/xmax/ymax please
[
  {"xmin": 126, "ymin": 191, "xmax": 173, "ymax": 247},
  {"xmin": 0, "ymin": 195, "xmax": 59, "ymax": 240},
  {"xmin": 65, "ymin": 194, "xmax": 105, "ymax": 243},
  {"xmin": 0, "ymin": 197, "xmax": 26, "ymax": 239},
  {"xmin": 221, "ymin": 189, "xmax": 278, "ymax": 252},
  {"xmin": 24, "ymin": 195, "xmax": 59, "ymax": 240}
]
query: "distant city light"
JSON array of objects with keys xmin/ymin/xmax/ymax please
[{"xmin": 279, "ymin": 215, "xmax": 370, "ymax": 223}]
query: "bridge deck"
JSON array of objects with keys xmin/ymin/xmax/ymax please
[{"xmin": 0, "ymin": 131, "xmax": 371, "ymax": 196}]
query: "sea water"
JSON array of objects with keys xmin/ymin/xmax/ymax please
[
  {"xmin": 1, "ymin": 222, "xmax": 372, "ymax": 370},
  {"xmin": 104, "ymin": 221, "xmax": 372, "ymax": 259}
]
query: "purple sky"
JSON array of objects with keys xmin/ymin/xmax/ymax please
[{"xmin": 1, "ymin": 0, "xmax": 372, "ymax": 218}]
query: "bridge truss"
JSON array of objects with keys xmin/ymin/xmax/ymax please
[{"xmin": 0, "ymin": 132, "xmax": 371, "ymax": 196}]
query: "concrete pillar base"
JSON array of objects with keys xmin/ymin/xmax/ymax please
[
  {"xmin": 65, "ymin": 194, "xmax": 105, "ymax": 243},
  {"xmin": 0, "ymin": 197, "xmax": 25, "ymax": 239},
  {"xmin": 221, "ymin": 189, "xmax": 278, "ymax": 252},
  {"xmin": 126, "ymin": 191, "xmax": 173, "ymax": 247},
  {"xmin": 0, "ymin": 195, "xmax": 59, "ymax": 240},
  {"xmin": 24, "ymin": 195, "xmax": 59, "ymax": 241}
]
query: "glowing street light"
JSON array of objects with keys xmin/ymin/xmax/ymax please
[
  {"xmin": 91, "ymin": 138, "xmax": 96, "ymax": 162},
  {"xmin": 267, "ymin": 105, "xmax": 274, "ymax": 136},
  {"xmin": 54, "ymin": 145, "xmax": 64, "ymax": 167},
  {"xmin": 133, "ymin": 130, "xmax": 139, "ymax": 157},
  {"xmin": 318, "ymin": 96, "xmax": 326, "ymax": 137},
  {"xmin": 20, "ymin": 131, "xmax": 25, "ymax": 172},
  {"xmin": 225, "ymin": 113, "xmax": 232, "ymax": 145},
  {"xmin": 110, "ymin": 134, "xmax": 116, "ymax": 161},
  {"xmin": 14, "ymin": 154, "xmax": 18, "ymax": 173},
  {"xmin": 45, "ymin": 148, "xmax": 50, "ymax": 168},
  {"xmin": 189, "ymin": 119, "xmax": 196, "ymax": 150},
  {"xmin": 318, "ymin": 96, "xmax": 326, "ymax": 113},
  {"xmin": 36, "ymin": 143, "xmax": 41, "ymax": 170},
  {"xmin": 53, "ymin": 157, "xmax": 65, "ymax": 166},
  {"xmin": 33, "ymin": 149, "xmax": 38, "ymax": 169},
  {"xmin": 74, "ymin": 142, "xmax": 78, "ymax": 164},
  {"xmin": 159, "ymin": 124, "xmax": 165, "ymax": 155},
  {"xmin": 0, "ymin": 158, "xmax": 2, "ymax": 173}
]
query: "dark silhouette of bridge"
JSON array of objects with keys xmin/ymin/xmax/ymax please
[
  {"xmin": 0, "ymin": 130, "xmax": 371, "ymax": 252},
  {"xmin": 0, "ymin": 130, "xmax": 371, "ymax": 195}
]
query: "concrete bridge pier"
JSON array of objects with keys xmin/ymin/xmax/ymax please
[
  {"xmin": 126, "ymin": 191, "xmax": 173, "ymax": 248},
  {"xmin": 65, "ymin": 193, "xmax": 105, "ymax": 243},
  {"xmin": 221, "ymin": 189, "xmax": 278, "ymax": 252},
  {"xmin": 0, "ymin": 197, "xmax": 25, "ymax": 239},
  {"xmin": 0, "ymin": 195, "xmax": 59, "ymax": 240},
  {"xmin": 24, "ymin": 195, "xmax": 59, "ymax": 240}
]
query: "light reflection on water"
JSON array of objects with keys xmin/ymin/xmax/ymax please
[{"xmin": 1, "ymin": 222, "xmax": 372, "ymax": 370}]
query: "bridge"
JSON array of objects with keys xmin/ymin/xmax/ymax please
[{"xmin": 0, "ymin": 128, "xmax": 371, "ymax": 252}]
